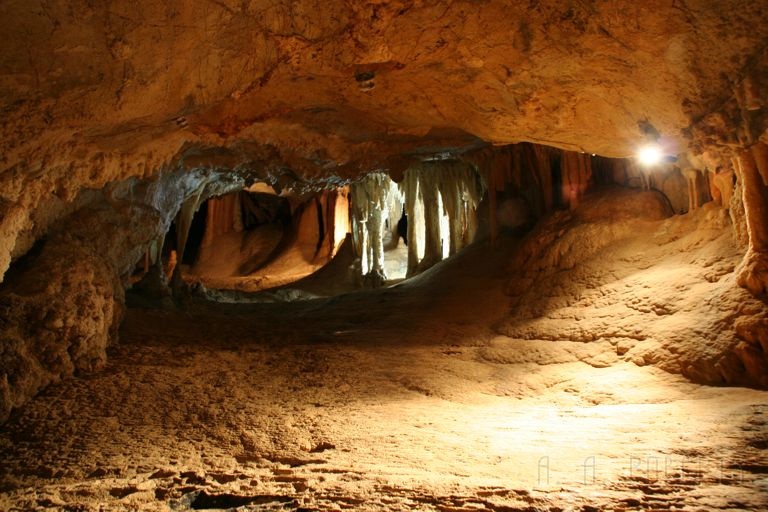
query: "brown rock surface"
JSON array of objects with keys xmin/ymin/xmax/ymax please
[
  {"xmin": 1, "ymin": 198, "xmax": 767, "ymax": 509},
  {"xmin": 500, "ymin": 187, "xmax": 768, "ymax": 387},
  {"xmin": 0, "ymin": 169, "xmax": 244, "ymax": 421},
  {"xmin": 0, "ymin": 1, "xmax": 768, "ymax": 503},
  {"xmin": 2, "ymin": 0, "xmax": 768, "ymax": 281}
]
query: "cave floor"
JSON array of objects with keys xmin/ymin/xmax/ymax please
[{"xmin": 1, "ymin": 237, "xmax": 768, "ymax": 511}]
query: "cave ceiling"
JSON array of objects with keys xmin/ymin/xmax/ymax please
[{"xmin": 1, "ymin": 0, "xmax": 767, "ymax": 188}]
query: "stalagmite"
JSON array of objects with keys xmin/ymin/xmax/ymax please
[{"xmin": 735, "ymin": 145, "xmax": 768, "ymax": 295}]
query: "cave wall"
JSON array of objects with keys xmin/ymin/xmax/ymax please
[{"xmin": 0, "ymin": 168, "xmax": 244, "ymax": 422}]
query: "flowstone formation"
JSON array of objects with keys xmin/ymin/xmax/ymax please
[
  {"xmin": 187, "ymin": 186, "xmax": 350, "ymax": 289},
  {"xmin": 401, "ymin": 161, "xmax": 483, "ymax": 275},
  {"xmin": 350, "ymin": 160, "xmax": 482, "ymax": 285},
  {"xmin": 499, "ymin": 188, "xmax": 768, "ymax": 387},
  {"xmin": 351, "ymin": 173, "xmax": 400, "ymax": 286}
]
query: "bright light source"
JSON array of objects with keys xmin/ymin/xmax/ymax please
[{"xmin": 637, "ymin": 144, "xmax": 663, "ymax": 167}]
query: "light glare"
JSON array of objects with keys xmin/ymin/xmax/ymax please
[{"xmin": 637, "ymin": 144, "xmax": 663, "ymax": 167}]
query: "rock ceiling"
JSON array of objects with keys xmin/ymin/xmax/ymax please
[{"xmin": 2, "ymin": 0, "xmax": 767, "ymax": 185}]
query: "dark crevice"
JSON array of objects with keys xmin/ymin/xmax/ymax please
[{"xmin": 190, "ymin": 491, "xmax": 295, "ymax": 509}]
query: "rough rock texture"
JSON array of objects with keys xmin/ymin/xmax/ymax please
[
  {"xmin": 500, "ymin": 188, "xmax": 768, "ymax": 387},
  {"xmin": 2, "ymin": 0, "xmax": 768, "ymax": 281},
  {"xmin": 0, "ymin": 169, "xmax": 244, "ymax": 422},
  {"xmin": 1, "ymin": 207, "xmax": 767, "ymax": 510}
]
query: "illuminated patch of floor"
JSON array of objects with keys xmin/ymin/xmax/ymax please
[{"xmin": 0, "ymin": 311, "xmax": 765, "ymax": 510}]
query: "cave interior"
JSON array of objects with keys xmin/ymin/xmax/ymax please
[{"xmin": 1, "ymin": 1, "xmax": 768, "ymax": 510}]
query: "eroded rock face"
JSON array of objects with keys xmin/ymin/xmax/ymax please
[
  {"xmin": 0, "ymin": 169, "xmax": 244, "ymax": 421},
  {"xmin": 2, "ymin": 0, "xmax": 768, "ymax": 282},
  {"xmin": 501, "ymin": 188, "xmax": 768, "ymax": 387}
]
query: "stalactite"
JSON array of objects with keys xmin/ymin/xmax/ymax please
[
  {"xmin": 735, "ymin": 145, "xmax": 768, "ymax": 295},
  {"xmin": 435, "ymin": 161, "xmax": 482, "ymax": 255},
  {"xmin": 510, "ymin": 148, "xmax": 522, "ymax": 189},
  {"xmin": 561, "ymin": 151, "xmax": 578, "ymax": 208},
  {"xmin": 383, "ymin": 180, "xmax": 404, "ymax": 251},
  {"xmin": 418, "ymin": 167, "xmax": 443, "ymax": 270},
  {"xmin": 488, "ymin": 156, "xmax": 499, "ymax": 245},
  {"xmin": 293, "ymin": 196, "xmax": 326, "ymax": 263},
  {"xmin": 626, "ymin": 158, "xmax": 652, "ymax": 190},
  {"xmin": 314, "ymin": 187, "xmax": 351, "ymax": 261},
  {"xmin": 334, "ymin": 187, "xmax": 351, "ymax": 251},
  {"xmin": 201, "ymin": 193, "xmax": 241, "ymax": 248},
  {"xmin": 561, "ymin": 151, "xmax": 592, "ymax": 210},
  {"xmin": 174, "ymin": 186, "xmax": 206, "ymax": 267},
  {"xmin": 682, "ymin": 168, "xmax": 700, "ymax": 212},
  {"xmin": 232, "ymin": 193, "xmax": 243, "ymax": 233},
  {"xmin": 712, "ymin": 168, "xmax": 735, "ymax": 209},
  {"xmin": 578, "ymin": 153, "xmax": 592, "ymax": 200},
  {"xmin": 400, "ymin": 160, "xmax": 483, "ymax": 275},
  {"xmin": 708, "ymin": 169, "xmax": 719, "ymax": 204},
  {"xmin": 402, "ymin": 165, "xmax": 423, "ymax": 276},
  {"xmin": 445, "ymin": 169, "xmax": 464, "ymax": 255},
  {"xmin": 531, "ymin": 144, "xmax": 553, "ymax": 214},
  {"xmin": 166, "ymin": 249, "xmax": 178, "ymax": 279},
  {"xmin": 368, "ymin": 205, "xmax": 385, "ymax": 277},
  {"xmin": 752, "ymin": 142, "xmax": 768, "ymax": 186},
  {"xmin": 311, "ymin": 194, "xmax": 328, "ymax": 262},
  {"xmin": 613, "ymin": 158, "xmax": 629, "ymax": 185},
  {"xmin": 320, "ymin": 190, "xmax": 337, "ymax": 260},
  {"xmin": 141, "ymin": 236, "xmax": 165, "ymax": 274},
  {"xmin": 464, "ymin": 143, "xmax": 564, "ymax": 245},
  {"xmin": 486, "ymin": 149, "xmax": 514, "ymax": 245},
  {"xmin": 350, "ymin": 173, "xmax": 395, "ymax": 285}
]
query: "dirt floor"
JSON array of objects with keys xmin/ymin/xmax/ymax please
[{"xmin": 1, "ymin": 192, "xmax": 767, "ymax": 511}]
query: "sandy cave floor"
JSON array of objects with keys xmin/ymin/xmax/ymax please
[{"xmin": 1, "ymin": 229, "xmax": 768, "ymax": 511}]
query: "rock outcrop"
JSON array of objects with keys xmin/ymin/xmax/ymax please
[
  {"xmin": 500, "ymin": 188, "xmax": 768, "ymax": 387},
  {"xmin": 0, "ymin": 169, "xmax": 244, "ymax": 421}
]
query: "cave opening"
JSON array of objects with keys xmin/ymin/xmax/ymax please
[{"xmin": 1, "ymin": 2, "xmax": 768, "ymax": 510}]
